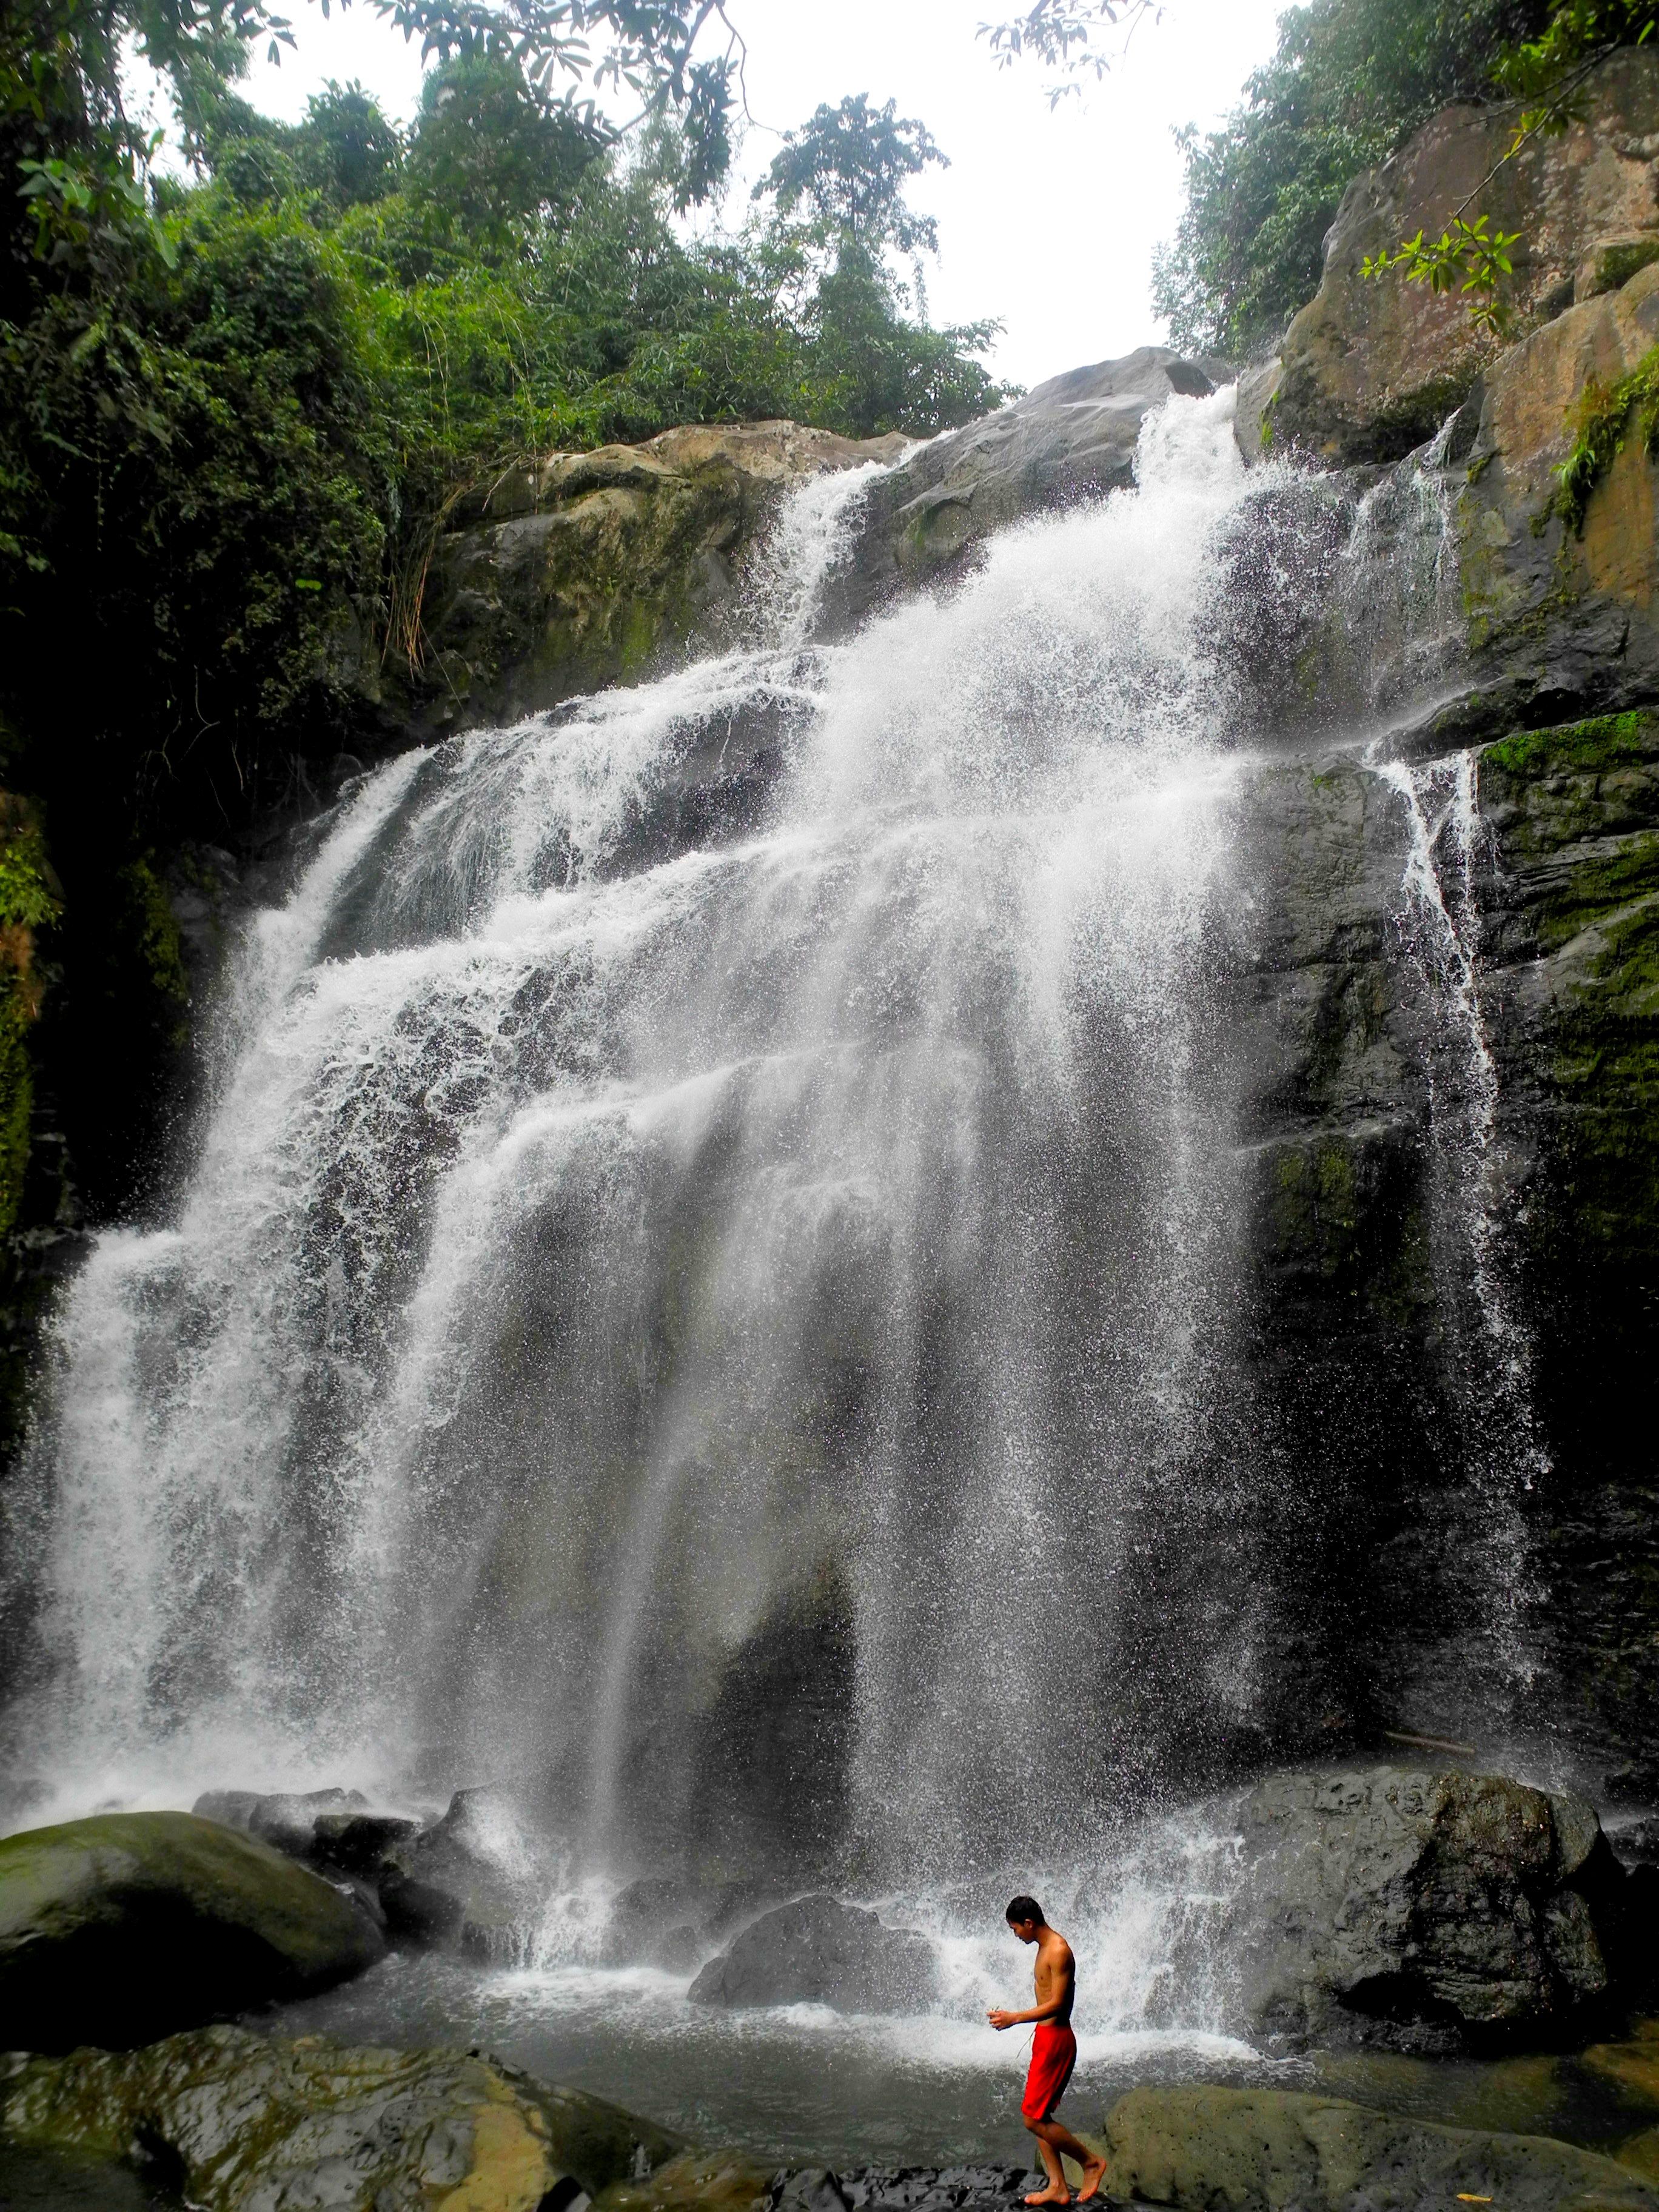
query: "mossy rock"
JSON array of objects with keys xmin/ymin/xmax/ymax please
[
  {"xmin": 0, "ymin": 1811, "xmax": 384, "ymax": 2051},
  {"xmin": 0, "ymin": 2026, "xmax": 684, "ymax": 2212},
  {"xmin": 1099, "ymin": 2084, "xmax": 1659, "ymax": 2210}
]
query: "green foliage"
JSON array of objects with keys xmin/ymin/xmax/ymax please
[
  {"xmin": 297, "ymin": 79, "xmax": 405, "ymax": 206},
  {"xmin": 1359, "ymin": 211, "xmax": 1521, "ymax": 333},
  {"xmin": 978, "ymin": 1, "xmax": 1161, "ymax": 96},
  {"xmin": 405, "ymin": 55, "xmax": 603, "ymax": 241},
  {"xmin": 1550, "ymin": 342, "xmax": 1659, "ymax": 533},
  {"xmin": 0, "ymin": 63, "xmax": 1007, "ymax": 841},
  {"xmin": 0, "ymin": 826, "xmax": 61, "ymax": 932},
  {"xmin": 1494, "ymin": 0, "xmax": 1658, "ymax": 113},
  {"xmin": 1151, "ymin": 0, "xmax": 1552, "ymax": 357},
  {"xmin": 760, "ymin": 95, "xmax": 947, "ymax": 260},
  {"xmin": 0, "ymin": 811, "xmax": 58, "ymax": 1244}
]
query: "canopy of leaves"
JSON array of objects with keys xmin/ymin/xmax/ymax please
[
  {"xmin": 1150, "ymin": 0, "xmax": 1553, "ymax": 359},
  {"xmin": 760, "ymin": 93, "xmax": 947, "ymax": 260},
  {"xmin": 0, "ymin": 56, "xmax": 1007, "ymax": 842}
]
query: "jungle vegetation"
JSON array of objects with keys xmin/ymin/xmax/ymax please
[{"xmin": 0, "ymin": 0, "xmax": 1007, "ymax": 1238}]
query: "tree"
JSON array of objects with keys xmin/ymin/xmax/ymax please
[
  {"xmin": 979, "ymin": 1, "xmax": 1160, "ymax": 96},
  {"xmin": 405, "ymin": 54, "xmax": 602, "ymax": 240},
  {"xmin": 295, "ymin": 79, "xmax": 404, "ymax": 206},
  {"xmin": 1147, "ymin": 0, "xmax": 1551, "ymax": 357},
  {"xmin": 1, "ymin": 0, "xmax": 748, "ymax": 301},
  {"xmin": 759, "ymin": 94, "xmax": 946, "ymax": 264}
]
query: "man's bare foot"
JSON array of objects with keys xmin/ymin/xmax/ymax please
[
  {"xmin": 1023, "ymin": 2189, "xmax": 1070, "ymax": 2206},
  {"xmin": 1074, "ymin": 2155, "xmax": 1108, "ymax": 2203}
]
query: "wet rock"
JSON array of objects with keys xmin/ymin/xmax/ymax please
[
  {"xmin": 244, "ymin": 1785, "xmax": 370, "ymax": 1857},
  {"xmin": 0, "ymin": 2025, "xmax": 683, "ymax": 2212},
  {"xmin": 1097, "ymin": 2082, "xmax": 1659, "ymax": 2210},
  {"xmin": 598, "ymin": 2147, "xmax": 779, "ymax": 2212},
  {"xmin": 308, "ymin": 1810, "xmax": 423, "ymax": 1877},
  {"xmin": 0, "ymin": 1811, "xmax": 384, "ymax": 2051},
  {"xmin": 604, "ymin": 1877, "xmax": 776, "ymax": 1970},
  {"xmin": 687, "ymin": 1893, "xmax": 937, "ymax": 2013},
  {"xmin": 783, "ymin": 2170, "xmax": 1039, "ymax": 2212},
  {"xmin": 421, "ymin": 420, "xmax": 902, "ymax": 733},
  {"xmin": 1272, "ymin": 47, "xmax": 1659, "ymax": 463},
  {"xmin": 839, "ymin": 348, "xmax": 1229, "ymax": 617},
  {"xmin": 1230, "ymin": 1765, "xmax": 1638, "ymax": 2053},
  {"xmin": 189, "ymin": 1789, "xmax": 261, "ymax": 1831},
  {"xmin": 380, "ymin": 1784, "xmax": 545, "ymax": 1959}
]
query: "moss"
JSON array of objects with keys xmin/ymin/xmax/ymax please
[
  {"xmin": 1484, "ymin": 709, "xmax": 1658, "ymax": 782},
  {"xmin": 115, "ymin": 858, "xmax": 189, "ymax": 1051},
  {"xmin": 1270, "ymin": 1137, "xmax": 1362, "ymax": 1279},
  {"xmin": 1550, "ymin": 342, "xmax": 1659, "ymax": 538},
  {"xmin": 0, "ymin": 804, "xmax": 61, "ymax": 1242}
]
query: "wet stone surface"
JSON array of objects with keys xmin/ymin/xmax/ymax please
[{"xmin": 770, "ymin": 2169, "xmax": 1044, "ymax": 2212}]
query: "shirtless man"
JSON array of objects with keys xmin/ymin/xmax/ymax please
[{"xmin": 988, "ymin": 1896, "xmax": 1107, "ymax": 2207}]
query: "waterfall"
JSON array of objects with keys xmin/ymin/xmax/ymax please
[
  {"xmin": 4, "ymin": 391, "xmax": 1285, "ymax": 1871},
  {"xmin": 1373, "ymin": 745, "xmax": 1547, "ymax": 1718}
]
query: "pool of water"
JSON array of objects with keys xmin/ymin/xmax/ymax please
[
  {"xmin": 262, "ymin": 1952, "xmax": 1659, "ymax": 2175},
  {"xmin": 264, "ymin": 1952, "xmax": 1279, "ymax": 2168}
]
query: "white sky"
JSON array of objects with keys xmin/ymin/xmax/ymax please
[{"xmin": 220, "ymin": 0, "xmax": 1288, "ymax": 389}]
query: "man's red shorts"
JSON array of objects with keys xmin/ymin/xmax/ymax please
[{"xmin": 1021, "ymin": 2022, "xmax": 1078, "ymax": 2121}]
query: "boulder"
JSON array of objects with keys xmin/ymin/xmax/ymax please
[
  {"xmin": 0, "ymin": 2026, "xmax": 682, "ymax": 2212},
  {"xmin": 841, "ymin": 347, "xmax": 1230, "ymax": 613},
  {"xmin": 1227, "ymin": 1765, "xmax": 1637, "ymax": 2052},
  {"xmin": 1270, "ymin": 47, "xmax": 1659, "ymax": 463},
  {"xmin": 1097, "ymin": 2084, "xmax": 1659, "ymax": 2210},
  {"xmin": 420, "ymin": 420, "xmax": 903, "ymax": 732},
  {"xmin": 246, "ymin": 1785, "xmax": 370, "ymax": 1856},
  {"xmin": 309, "ymin": 1809, "xmax": 423, "ymax": 1875},
  {"xmin": 687, "ymin": 1894, "xmax": 936, "ymax": 2013},
  {"xmin": 380, "ymin": 1783, "xmax": 545, "ymax": 1957},
  {"xmin": 603, "ymin": 1877, "xmax": 777, "ymax": 1971},
  {"xmin": 0, "ymin": 1811, "xmax": 383, "ymax": 2051}
]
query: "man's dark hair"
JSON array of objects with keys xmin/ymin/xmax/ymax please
[{"xmin": 1005, "ymin": 1894, "xmax": 1044, "ymax": 1926}]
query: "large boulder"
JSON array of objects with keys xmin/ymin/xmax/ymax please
[
  {"xmin": 1270, "ymin": 46, "xmax": 1659, "ymax": 463},
  {"xmin": 418, "ymin": 420, "xmax": 903, "ymax": 732},
  {"xmin": 1098, "ymin": 2084, "xmax": 1659, "ymax": 2211},
  {"xmin": 0, "ymin": 2026, "xmax": 682, "ymax": 2212},
  {"xmin": 687, "ymin": 1894, "xmax": 937, "ymax": 2014},
  {"xmin": 840, "ymin": 347, "xmax": 1229, "ymax": 612},
  {"xmin": 1227, "ymin": 1766, "xmax": 1638, "ymax": 2052},
  {"xmin": 0, "ymin": 1811, "xmax": 384, "ymax": 2051}
]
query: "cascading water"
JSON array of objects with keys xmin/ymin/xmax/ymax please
[
  {"xmin": 1373, "ymin": 745, "xmax": 1547, "ymax": 1719},
  {"xmin": 7, "ymin": 392, "xmax": 1272, "ymax": 1867},
  {"xmin": 0, "ymin": 387, "xmax": 1561, "ymax": 2156}
]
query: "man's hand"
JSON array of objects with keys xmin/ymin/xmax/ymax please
[{"xmin": 987, "ymin": 2008, "xmax": 1019, "ymax": 2031}]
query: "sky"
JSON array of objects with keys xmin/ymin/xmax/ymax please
[{"xmin": 204, "ymin": 0, "xmax": 1290, "ymax": 389}]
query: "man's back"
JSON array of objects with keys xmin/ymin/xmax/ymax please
[{"xmin": 1033, "ymin": 1928, "xmax": 1075, "ymax": 2026}]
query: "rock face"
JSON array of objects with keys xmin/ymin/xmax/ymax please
[
  {"xmin": 0, "ymin": 1811, "xmax": 384, "ymax": 2051},
  {"xmin": 838, "ymin": 347, "xmax": 1228, "ymax": 613},
  {"xmin": 687, "ymin": 1894, "xmax": 936, "ymax": 2013},
  {"xmin": 1272, "ymin": 47, "xmax": 1659, "ymax": 463},
  {"xmin": 1098, "ymin": 2084, "xmax": 1659, "ymax": 2211},
  {"xmin": 1224, "ymin": 1766, "xmax": 1638, "ymax": 2052},
  {"xmin": 417, "ymin": 421, "xmax": 903, "ymax": 733},
  {"xmin": 0, "ymin": 2026, "xmax": 682, "ymax": 2212},
  {"xmin": 1456, "ymin": 260, "xmax": 1659, "ymax": 720}
]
